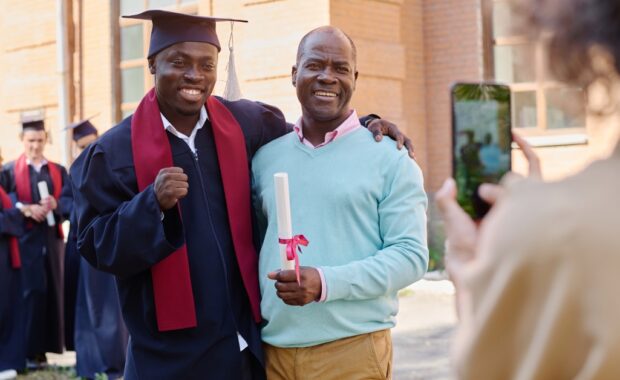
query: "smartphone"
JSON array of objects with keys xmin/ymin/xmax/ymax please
[{"xmin": 451, "ymin": 82, "xmax": 512, "ymax": 219}]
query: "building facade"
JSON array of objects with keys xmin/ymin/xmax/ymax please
[{"xmin": 2, "ymin": 0, "xmax": 618, "ymax": 264}]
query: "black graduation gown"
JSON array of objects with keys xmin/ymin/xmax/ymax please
[
  {"xmin": 60, "ymin": 183, "xmax": 79, "ymax": 351},
  {"xmin": 74, "ymin": 256, "xmax": 128, "ymax": 379},
  {"xmin": 0, "ymin": 162, "xmax": 70, "ymax": 355},
  {"xmin": 62, "ymin": 182, "xmax": 128, "ymax": 378},
  {"xmin": 71, "ymin": 98, "xmax": 288, "ymax": 380},
  {"xmin": 0, "ymin": 198, "xmax": 26, "ymax": 371}
]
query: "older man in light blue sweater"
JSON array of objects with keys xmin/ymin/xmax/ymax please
[{"xmin": 252, "ymin": 26, "xmax": 428, "ymax": 380}]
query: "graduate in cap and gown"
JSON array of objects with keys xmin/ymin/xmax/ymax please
[
  {"xmin": 63, "ymin": 119, "xmax": 128, "ymax": 379},
  {"xmin": 71, "ymin": 9, "xmax": 410, "ymax": 380},
  {"xmin": 0, "ymin": 148, "xmax": 26, "ymax": 376},
  {"xmin": 0, "ymin": 117, "xmax": 70, "ymax": 365},
  {"xmin": 62, "ymin": 118, "xmax": 98, "ymax": 351}
]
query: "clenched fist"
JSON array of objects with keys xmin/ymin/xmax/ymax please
[{"xmin": 154, "ymin": 167, "xmax": 189, "ymax": 211}]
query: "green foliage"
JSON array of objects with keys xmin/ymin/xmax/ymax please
[
  {"xmin": 428, "ymin": 245, "xmax": 444, "ymax": 272},
  {"xmin": 17, "ymin": 366, "xmax": 78, "ymax": 380},
  {"xmin": 453, "ymin": 83, "xmax": 510, "ymax": 102}
]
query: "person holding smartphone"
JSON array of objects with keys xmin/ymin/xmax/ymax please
[{"xmin": 437, "ymin": 0, "xmax": 620, "ymax": 378}]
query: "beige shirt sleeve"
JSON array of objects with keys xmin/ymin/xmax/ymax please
[{"xmin": 452, "ymin": 158, "xmax": 620, "ymax": 380}]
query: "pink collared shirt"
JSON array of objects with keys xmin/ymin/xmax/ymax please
[
  {"xmin": 293, "ymin": 109, "xmax": 361, "ymax": 149},
  {"xmin": 293, "ymin": 109, "xmax": 361, "ymax": 302}
]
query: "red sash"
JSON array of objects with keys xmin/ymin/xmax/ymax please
[
  {"xmin": 14, "ymin": 154, "xmax": 65, "ymax": 239},
  {"xmin": 0, "ymin": 187, "xmax": 21, "ymax": 269},
  {"xmin": 131, "ymin": 88, "xmax": 260, "ymax": 332}
]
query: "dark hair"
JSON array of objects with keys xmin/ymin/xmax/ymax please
[
  {"xmin": 516, "ymin": 0, "xmax": 620, "ymax": 90},
  {"xmin": 296, "ymin": 26, "xmax": 357, "ymax": 66}
]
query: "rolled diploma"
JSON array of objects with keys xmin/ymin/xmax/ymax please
[
  {"xmin": 274, "ymin": 173, "xmax": 295, "ymax": 270},
  {"xmin": 37, "ymin": 181, "xmax": 56, "ymax": 227}
]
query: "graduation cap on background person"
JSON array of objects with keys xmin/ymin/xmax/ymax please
[
  {"xmin": 123, "ymin": 9, "xmax": 247, "ymax": 100},
  {"xmin": 20, "ymin": 111, "xmax": 45, "ymax": 132},
  {"xmin": 65, "ymin": 117, "xmax": 98, "ymax": 141}
]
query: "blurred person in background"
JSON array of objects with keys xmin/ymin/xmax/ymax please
[
  {"xmin": 62, "ymin": 120, "xmax": 128, "ymax": 380},
  {"xmin": 0, "ymin": 118, "xmax": 70, "ymax": 368},
  {"xmin": 437, "ymin": 0, "xmax": 620, "ymax": 378},
  {"xmin": 0, "ymin": 148, "xmax": 25, "ymax": 379}
]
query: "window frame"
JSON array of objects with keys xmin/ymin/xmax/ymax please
[
  {"xmin": 115, "ymin": 0, "xmax": 199, "ymax": 122},
  {"xmin": 483, "ymin": 0, "xmax": 587, "ymax": 141}
]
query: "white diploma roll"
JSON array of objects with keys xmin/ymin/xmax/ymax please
[
  {"xmin": 274, "ymin": 173, "xmax": 295, "ymax": 271},
  {"xmin": 37, "ymin": 181, "xmax": 56, "ymax": 227}
]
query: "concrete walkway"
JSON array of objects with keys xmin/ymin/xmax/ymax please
[{"xmin": 392, "ymin": 279, "xmax": 457, "ymax": 380}]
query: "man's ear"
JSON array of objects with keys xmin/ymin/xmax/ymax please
[
  {"xmin": 291, "ymin": 65, "xmax": 297, "ymax": 87},
  {"xmin": 148, "ymin": 57, "xmax": 156, "ymax": 75},
  {"xmin": 353, "ymin": 70, "xmax": 358, "ymax": 90}
]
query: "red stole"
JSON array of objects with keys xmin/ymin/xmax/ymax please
[
  {"xmin": 0, "ymin": 187, "xmax": 21, "ymax": 269},
  {"xmin": 14, "ymin": 154, "xmax": 64, "ymax": 239},
  {"xmin": 131, "ymin": 88, "xmax": 260, "ymax": 332}
]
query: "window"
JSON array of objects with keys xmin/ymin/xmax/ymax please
[
  {"xmin": 488, "ymin": 0, "xmax": 586, "ymax": 135},
  {"xmin": 117, "ymin": 0, "xmax": 198, "ymax": 119}
]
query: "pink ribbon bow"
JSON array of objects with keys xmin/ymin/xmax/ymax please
[{"xmin": 278, "ymin": 235, "xmax": 309, "ymax": 285}]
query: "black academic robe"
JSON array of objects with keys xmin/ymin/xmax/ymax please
[
  {"xmin": 71, "ymin": 98, "xmax": 288, "ymax": 380},
  {"xmin": 62, "ymin": 181, "xmax": 128, "ymax": 378},
  {"xmin": 74, "ymin": 256, "xmax": 128, "ymax": 379},
  {"xmin": 60, "ymin": 183, "xmax": 78, "ymax": 351},
  {"xmin": 0, "ymin": 197, "xmax": 26, "ymax": 371},
  {"xmin": 0, "ymin": 162, "xmax": 70, "ymax": 355}
]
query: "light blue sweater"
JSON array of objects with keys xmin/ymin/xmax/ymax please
[{"xmin": 252, "ymin": 128, "xmax": 428, "ymax": 347}]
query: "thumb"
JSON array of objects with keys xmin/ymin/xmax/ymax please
[
  {"xmin": 267, "ymin": 270, "xmax": 281, "ymax": 280},
  {"xmin": 435, "ymin": 178, "xmax": 458, "ymax": 214},
  {"xmin": 478, "ymin": 183, "xmax": 504, "ymax": 205}
]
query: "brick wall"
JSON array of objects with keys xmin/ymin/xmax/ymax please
[
  {"xmin": 423, "ymin": 0, "xmax": 484, "ymax": 192},
  {"xmin": 403, "ymin": 0, "xmax": 428, "ymax": 179},
  {"xmin": 332, "ymin": 0, "xmax": 407, "ymax": 133},
  {"xmin": 0, "ymin": 0, "xmax": 616, "ymax": 192},
  {"xmin": 80, "ymin": 1, "xmax": 114, "ymax": 141},
  {"xmin": 0, "ymin": 0, "xmax": 60, "ymax": 162},
  {"xmin": 220, "ymin": 0, "xmax": 331, "ymax": 122}
]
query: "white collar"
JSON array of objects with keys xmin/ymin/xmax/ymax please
[
  {"xmin": 160, "ymin": 106, "xmax": 208, "ymax": 153},
  {"xmin": 26, "ymin": 158, "xmax": 48, "ymax": 173}
]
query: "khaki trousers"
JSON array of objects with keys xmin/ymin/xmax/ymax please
[{"xmin": 264, "ymin": 329, "xmax": 392, "ymax": 380}]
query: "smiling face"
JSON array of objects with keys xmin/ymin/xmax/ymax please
[
  {"xmin": 292, "ymin": 28, "xmax": 358, "ymax": 131},
  {"xmin": 149, "ymin": 41, "xmax": 218, "ymax": 124}
]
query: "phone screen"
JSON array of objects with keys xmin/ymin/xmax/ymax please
[{"xmin": 451, "ymin": 83, "xmax": 511, "ymax": 219}]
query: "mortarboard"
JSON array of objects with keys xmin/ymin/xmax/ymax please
[
  {"xmin": 20, "ymin": 113, "xmax": 45, "ymax": 132},
  {"xmin": 65, "ymin": 118, "xmax": 98, "ymax": 141},
  {"xmin": 122, "ymin": 9, "xmax": 247, "ymax": 58}
]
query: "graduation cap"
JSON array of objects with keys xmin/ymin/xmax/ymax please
[
  {"xmin": 65, "ymin": 118, "xmax": 98, "ymax": 141},
  {"xmin": 122, "ymin": 9, "xmax": 247, "ymax": 58},
  {"xmin": 20, "ymin": 111, "xmax": 45, "ymax": 132},
  {"xmin": 123, "ymin": 9, "xmax": 247, "ymax": 101}
]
